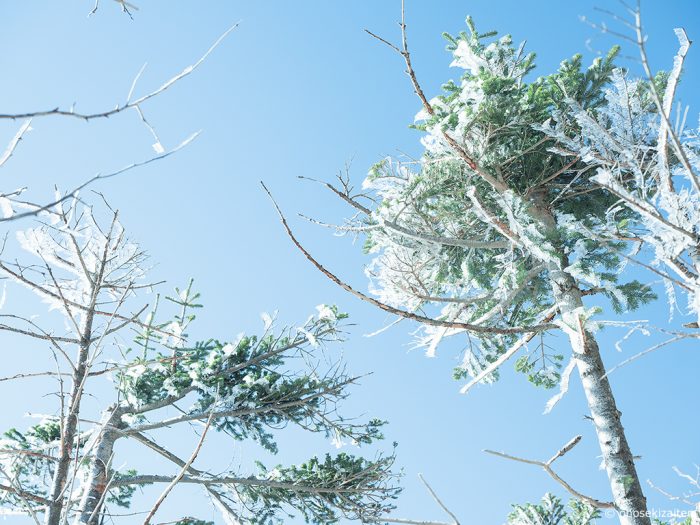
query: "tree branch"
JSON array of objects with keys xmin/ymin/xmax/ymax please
[
  {"xmin": 484, "ymin": 436, "xmax": 616, "ymax": 509},
  {"xmin": 0, "ymin": 24, "xmax": 238, "ymax": 122},
  {"xmin": 302, "ymin": 176, "xmax": 511, "ymax": 250},
  {"xmin": 364, "ymin": 1, "xmax": 507, "ymax": 191},
  {"xmin": 261, "ymin": 182, "xmax": 556, "ymax": 336},
  {"xmin": 142, "ymin": 409, "xmax": 215, "ymax": 524},
  {"xmin": 111, "ymin": 474, "xmax": 393, "ymax": 495},
  {"xmin": 0, "ymin": 119, "xmax": 32, "ymax": 168}
]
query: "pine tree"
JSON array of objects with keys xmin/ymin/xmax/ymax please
[{"xmin": 0, "ymin": 199, "xmax": 399, "ymax": 524}]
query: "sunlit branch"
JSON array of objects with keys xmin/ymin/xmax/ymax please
[
  {"xmin": 262, "ymin": 182, "xmax": 556, "ymax": 336},
  {"xmin": 485, "ymin": 436, "xmax": 616, "ymax": 509},
  {"xmin": 0, "ymin": 24, "xmax": 238, "ymax": 122}
]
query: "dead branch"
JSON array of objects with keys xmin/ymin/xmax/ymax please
[
  {"xmin": 141, "ymin": 409, "xmax": 215, "ymax": 524},
  {"xmin": 364, "ymin": 0, "xmax": 506, "ymax": 191},
  {"xmin": 0, "ymin": 24, "xmax": 238, "ymax": 122},
  {"xmin": 484, "ymin": 436, "xmax": 616, "ymax": 509}
]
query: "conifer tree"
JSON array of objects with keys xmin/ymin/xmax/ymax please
[
  {"xmin": 0, "ymin": 199, "xmax": 399, "ymax": 524},
  {"xmin": 538, "ymin": 6, "xmax": 700, "ymax": 335},
  {"xmin": 0, "ymin": 4, "xmax": 403, "ymax": 525},
  {"xmin": 273, "ymin": 10, "xmax": 676, "ymax": 525}
]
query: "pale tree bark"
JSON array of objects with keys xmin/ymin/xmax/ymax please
[
  {"xmin": 271, "ymin": 179, "xmax": 653, "ymax": 524},
  {"xmin": 272, "ymin": 177, "xmax": 653, "ymax": 525},
  {"xmin": 45, "ymin": 218, "xmax": 114, "ymax": 525},
  {"xmin": 531, "ymin": 191, "xmax": 649, "ymax": 525},
  {"xmin": 45, "ymin": 313, "xmax": 97, "ymax": 525},
  {"xmin": 390, "ymin": 12, "xmax": 652, "ymax": 518},
  {"xmin": 74, "ymin": 407, "xmax": 124, "ymax": 525}
]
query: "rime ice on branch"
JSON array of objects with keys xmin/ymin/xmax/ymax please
[
  {"xmin": 285, "ymin": 12, "xmax": 672, "ymax": 525},
  {"xmin": 540, "ymin": 10, "xmax": 700, "ymax": 331},
  {"xmin": 0, "ymin": 198, "xmax": 399, "ymax": 525}
]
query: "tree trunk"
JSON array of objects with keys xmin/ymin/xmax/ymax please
[
  {"xmin": 75, "ymin": 407, "xmax": 123, "ymax": 525},
  {"xmin": 532, "ymin": 194, "xmax": 649, "ymax": 525},
  {"xmin": 45, "ymin": 323, "xmax": 94, "ymax": 525},
  {"xmin": 45, "ymin": 289, "xmax": 102, "ymax": 525}
]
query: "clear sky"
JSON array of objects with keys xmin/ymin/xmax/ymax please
[{"xmin": 1, "ymin": 1, "xmax": 699, "ymax": 524}]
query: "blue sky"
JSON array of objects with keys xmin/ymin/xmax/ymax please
[{"xmin": 1, "ymin": 1, "xmax": 699, "ymax": 524}]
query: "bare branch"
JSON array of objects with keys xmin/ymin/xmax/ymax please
[
  {"xmin": 372, "ymin": 473, "xmax": 459, "ymax": 525},
  {"xmin": 484, "ymin": 437, "xmax": 616, "ymax": 509},
  {"xmin": 0, "ymin": 261, "xmax": 178, "ymax": 338},
  {"xmin": 381, "ymin": 519, "xmax": 453, "ymax": 525},
  {"xmin": 546, "ymin": 435, "xmax": 582, "ymax": 465},
  {"xmin": 132, "ymin": 433, "xmax": 243, "ymax": 525},
  {"xmin": 262, "ymin": 182, "xmax": 556, "ymax": 336},
  {"xmin": 634, "ymin": 7, "xmax": 700, "ymax": 192},
  {"xmin": 0, "ymin": 370, "xmax": 70, "ymax": 383},
  {"xmin": 418, "ymin": 474, "xmax": 460, "ymax": 525},
  {"xmin": 0, "ymin": 24, "xmax": 238, "ymax": 122},
  {"xmin": 142, "ymin": 408, "xmax": 215, "ymax": 524},
  {"xmin": 0, "ymin": 131, "xmax": 199, "ymax": 226},
  {"xmin": 647, "ymin": 480, "xmax": 696, "ymax": 507},
  {"xmin": 601, "ymin": 333, "xmax": 696, "ymax": 378}
]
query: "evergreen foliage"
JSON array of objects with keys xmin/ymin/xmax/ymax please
[
  {"xmin": 357, "ymin": 18, "xmax": 654, "ymax": 386},
  {"xmin": 507, "ymin": 494, "xmax": 600, "ymax": 525},
  {"xmin": 0, "ymin": 201, "xmax": 399, "ymax": 524}
]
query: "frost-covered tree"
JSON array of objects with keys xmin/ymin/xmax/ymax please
[
  {"xmin": 539, "ymin": 5, "xmax": 700, "ymax": 341},
  {"xmin": 0, "ymin": 199, "xmax": 399, "ymax": 524},
  {"xmin": 271, "ymin": 10, "xmax": 677, "ymax": 525},
  {"xmin": 1, "ymin": 4, "xmax": 402, "ymax": 525}
]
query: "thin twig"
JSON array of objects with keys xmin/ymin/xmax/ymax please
[
  {"xmin": 141, "ymin": 410, "xmax": 215, "ymax": 524},
  {"xmin": 484, "ymin": 437, "xmax": 616, "ymax": 510},
  {"xmin": 418, "ymin": 474, "xmax": 460, "ymax": 525},
  {"xmin": 0, "ymin": 120, "xmax": 32, "ymax": 168}
]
